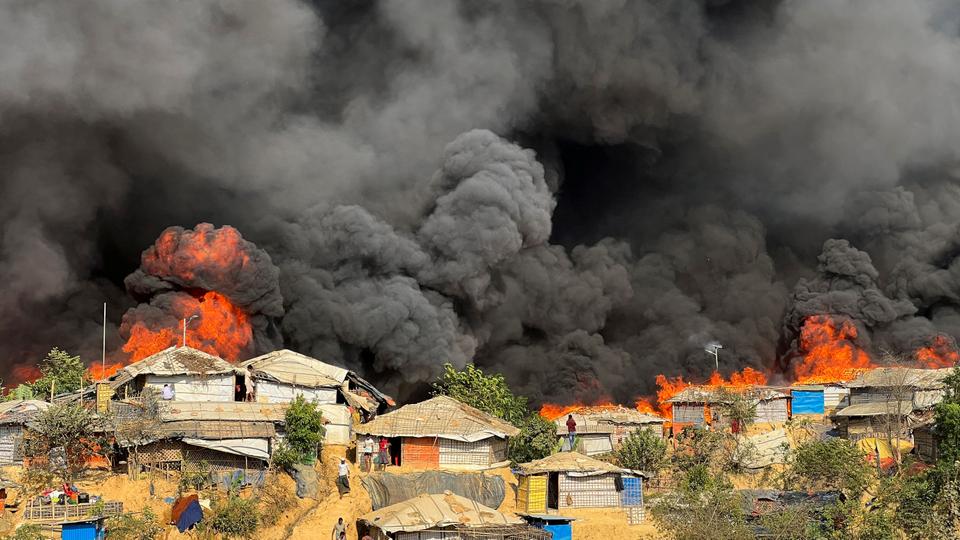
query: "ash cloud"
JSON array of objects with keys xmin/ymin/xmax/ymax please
[{"xmin": 3, "ymin": 1, "xmax": 960, "ymax": 401}]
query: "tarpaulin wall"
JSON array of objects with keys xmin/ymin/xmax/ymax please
[
  {"xmin": 792, "ymin": 390, "xmax": 825, "ymax": 415},
  {"xmin": 361, "ymin": 471, "xmax": 506, "ymax": 510}
]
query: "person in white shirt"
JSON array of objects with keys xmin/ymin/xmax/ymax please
[
  {"xmin": 161, "ymin": 384, "xmax": 175, "ymax": 400},
  {"xmin": 336, "ymin": 458, "xmax": 350, "ymax": 497},
  {"xmin": 361, "ymin": 437, "xmax": 374, "ymax": 472}
]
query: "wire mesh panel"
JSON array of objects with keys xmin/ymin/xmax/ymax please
[
  {"xmin": 755, "ymin": 399, "xmax": 789, "ymax": 423},
  {"xmin": 558, "ymin": 473, "xmax": 620, "ymax": 508},
  {"xmin": 626, "ymin": 506, "xmax": 645, "ymax": 524},
  {"xmin": 439, "ymin": 438, "xmax": 492, "ymax": 466},
  {"xmin": 620, "ymin": 476, "xmax": 642, "ymax": 507},
  {"xmin": 672, "ymin": 404, "xmax": 705, "ymax": 425}
]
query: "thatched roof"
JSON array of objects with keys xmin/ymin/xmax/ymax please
[
  {"xmin": 359, "ymin": 492, "xmax": 521, "ymax": 533},
  {"xmin": 553, "ymin": 406, "xmax": 663, "ymax": 435},
  {"xmin": 667, "ymin": 386, "xmax": 789, "ymax": 404},
  {"xmin": 519, "ymin": 451, "xmax": 627, "ymax": 475},
  {"xmin": 844, "ymin": 367, "xmax": 955, "ymax": 389},
  {"xmin": 239, "ymin": 349, "xmax": 346, "ymax": 388},
  {"xmin": 108, "ymin": 347, "xmax": 234, "ymax": 389},
  {"xmin": 833, "ymin": 401, "xmax": 915, "ymax": 417},
  {"xmin": 355, "ymin": 396, "xmax": 519, "ymax": 441}
]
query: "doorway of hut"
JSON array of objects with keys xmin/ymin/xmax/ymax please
[
  {"xmin": 234, "ymin": 374, "xmax": 246, "ymax": 402},
  {"xmin": 389, "ymin": 437, "xmax": 402, "ymax": 467},
  {"xmin": 548, "ymin": 472, "xmax": 560, "ymax": 509}
]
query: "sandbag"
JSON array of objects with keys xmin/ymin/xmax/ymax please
[
  {"xmin": 361, "ymin": 471, "xmax": 505, "ymax": 510},
  {"xmin": 288, "ymin": 463, "xmax": 320, "ymax": 499}
]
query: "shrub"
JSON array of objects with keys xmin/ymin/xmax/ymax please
[
  {"xmin": 271, "ymin": 440, "xmax": 300, "ymax": 470},
  {"xmin": 784, "ymin": 438, "xmax": 872, "ymax": 497},
  {"xmin": 105, "ymin": 508, "xmax": 164, "ymax": 540},
  {"xmin": 653, "ymin": 474, "xmax": 750, "ymax": 540},
  {"xmin": 284, "ymin": 396, "xmax": 325, "ymax": 460},
  {"xmin": 615, "ymin": 428, "xmax": 667, "ymax": 473},
  {"xmin": 6, "ymin": 524, "xmax": 43, "ymax": 540},
  {"xmin": 26, "ymin": 402, "xmax": 107, "ymax": 482},
  {"xmin": 258, "ymin": 477, "xmax": 296, "ymax": 526},
  {"xmin": 210, "ymin": 496, "xmax": 260, "ymax": 539}
]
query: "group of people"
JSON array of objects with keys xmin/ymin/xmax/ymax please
[{"xmin": 359, "ymin": 436, "xmax": 391, "ymax": 472}]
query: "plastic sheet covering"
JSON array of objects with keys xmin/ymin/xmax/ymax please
[
  {"xmin": 362, "ymin": 471, "xmax": 505, "ymax": 510},
  {"xmin": 182, "ymin": 437, "xmax": 269, "ymax": 459}
]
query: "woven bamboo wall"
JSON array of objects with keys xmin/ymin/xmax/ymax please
[
  {"xmin": 755, "ymin": 399, "xmax": 789, "ymax": 423},
  {"xmin": 137, "ymin": 440, "xmax": 185, "ymax": 465},
  {"xmin": 517, "ymin": 474, "xmax": 547, "ymax": 513},
  {"xmin": 402, "ymin": 437, "xmax": 439, "ymax": 468},
  {"xmin": 558, "ymin": 473, "xmax": 620, "ymax": 508},
  {"xmin": 438, "ymin": 438, "xmax": 492, "ymax": 466}
]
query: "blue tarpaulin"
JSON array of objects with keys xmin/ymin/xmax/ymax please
[
  {"xmin": 621, "ymin": 476, "xmax": 643, "ymax": 507},
  {"xmin": 792, "ymin": 390, "xmax": 825, "ymax": 414},
  {"xmin": 519, "ymin": 515, "xmax": 574, "ymax": 540},
  {"xmin": 176, "ymin": 500, "xmax": 203, "ymax": 533}
]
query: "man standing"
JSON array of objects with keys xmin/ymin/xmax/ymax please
[
  {"xmin": 337, "ymin": 458, "xmax": 351, "ymax": 497},
  {"xmin": 161, "ymin": 384, "xmax": 175, "ymax": 401},
  {"xmin": 361, "ymin": 437, "xmax": 374, "ymax": 473},
  {"xmin": 566, "ymin": 414, "xmax": 577, "ymax": 451},
  {"xmin": 332, "ymin": 517, "xmax": 347, "ymax": 540},
  {"xmin": 378, "ymin": 437, "xmax": 390, "ymax": 471}
]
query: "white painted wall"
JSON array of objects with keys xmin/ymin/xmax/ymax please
[
  {"xmin": 256, "ymin": 381, "xmax": 337, "ymax": 405},
  {"xmin": 144, "ymin": 374, "xmax": 235, "ymax": 402}
]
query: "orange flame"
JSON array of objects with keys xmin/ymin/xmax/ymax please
[
  {"xmin": 647, "ymin": 367, "xmax": 769, "ymax": 419},
  {"xmin": 539, "ymin": 400, "xmax": 619, "ymax": 421},
  {"xmin": 10, "ymin": 365, "xmax": 41, "ymax": 385},
  {"xmin": 142, "ymin": 225, "xmax": 251, "ymax": 284},
  {"xmin": 122, "ymin": 291, "xmax": 252, "ymax": 362},
  {"xmin": 87, "ymin": 362, "xmax": 124, "ymax": 381},
  {"xmin": 916, "ymin": 335, "xmax": 960, "ymax": 368},
  {"xmin": 794, "ymin": 315, "xmax": 874, "ymax": 384}
]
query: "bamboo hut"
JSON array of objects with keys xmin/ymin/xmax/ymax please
[{"xmin": 517, "ymin": 452, "xmax": 644, "ymax": 514}]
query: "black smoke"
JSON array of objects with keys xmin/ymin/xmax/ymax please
[{"xmin": 3, "ymin": 0, "xmax": 960, "ymax": 402}]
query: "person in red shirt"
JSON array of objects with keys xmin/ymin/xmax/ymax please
[
  {"xmin": 566, "ymin": 414, "xmax": 577, "ymax": 451},
  {"xmin": 378, "ymin": 437, "xmax": 390, "ymax": 471}
]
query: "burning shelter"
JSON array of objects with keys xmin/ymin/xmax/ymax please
[
  {"xmin": 832, "ymin": 367, "xmax": 954, "ymax": 441},
  {"xmin": 239, "ymin": 349, "xmax": 393, "ymax": 416},
  {"xmin": 102, "ymin": 346, "xmax": 237, "ymax": 402},
  {"xmin": 789, "ymin": 384, "xmax": 851, "ymax": 416},
  {"xmin": 554, "ymin": 406, "xmax": 664, "ymax": 455},
  {"xmin": 358, "ymin": 492, "xmax": 550, "ymax": 540},
  {"xmin": 667, "ymin": 386, "xmax": 791, "ymax": 433},
  {"xmin": 0, "ymin": 400, "xmax": 50, "ymax": 465},
  {"xmin": 516, "ymin": 451, "xmax": 643, "ymax": 515},
  {"xmin": 354, "ymin": 396, "xmax": 519, "ymax": 470}
]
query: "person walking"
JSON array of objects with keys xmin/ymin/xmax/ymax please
[
  {"xmin": 361, "ymin": 436, "xmax": 374, "ymax": 473},
  {"xmin": 337, "ymin": 458, "xmax": 351, "ymax": 497},
  {"xmin": 332, "ymin": 517, "xmax": 347, "ymax": 540},
  {"xmin": 566, "ymin": 414, "xmax": 577, "ymax": 451}
]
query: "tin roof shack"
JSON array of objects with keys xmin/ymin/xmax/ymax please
[
  {"xmin": 739, "ymin": 490, "xmax": 843, "ymax": 538},
  {"xmin": 517, "ymin": 452, "xmax": 644, "ymax": 513},
  {"xmin": 0, "ymin": 400, "xmax": 50, "ymax": 464},
  {"xmin": 667, "ymin": 387, "xmax": 791, "ymax": 434},
  {"xmin": 355, "ymin": 396, "xmax": 519, "ymax": 470},
  {"xmin": 105, "ymin": 347, "xmax": 236, "ymax": 402},
  {"xmin": 832, "ymin": 367, "xmax": 954, "ymax": 441},
  {"xmin": 790, "ymin": 385, "xmax": 826, "ymax": 416},
  {"xmin": 555, "ymin": 406, "xmax": 664, "ymax": 455},
  {"xmin": 359, "ymin": 492, "xmax": 550, "ymax": 540},
  {"xmin": 127, "ymin": 401, "xmax": 289, "ymax": 483},
  {"xmin": 240, "ymin": 349, "xmax": 393, "ymax": 417}
]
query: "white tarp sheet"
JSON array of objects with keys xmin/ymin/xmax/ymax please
[
  {"xmin": 183, "ymin": 437, "xmax": 270, "ymax": 460},
  {"xmin": 257, "ymin": 381, "xmax": 338, "ymax": 405}
]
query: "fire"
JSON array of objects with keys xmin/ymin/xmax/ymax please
[
  {"xmin": 87, "ymin": 362, "xmax": 124, "ymax": 381},
  {"xmin": 10, "ymin": 365, "xmax": 41, "ymax": 385},
  {"xmin": 539, "ymin": 401, "xmax": 619, "ymax": 421},
  {"xmin": 634, "ymin": 399, "xmax": 659, "ymax": 415},
  {"xmin": 646, "ymin": 367, "xmax": 769, "ymax": 419},
  {"xmin": 915, "ymin": 335, "xmax": 960, "ymax": 368},
  {"xmin": 141, "ymin": 224, "xmax": 251, "ymax": 285},
  {"xmin": 793, "ymin": 315, "xmax": 874, "ymax": 384},
  {"xmin": 122, "ymin": 291, "xmax": 252, "ymax": 362}
]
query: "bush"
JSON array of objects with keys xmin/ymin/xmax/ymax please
[
  {"xmin": 284, "ymin": 396, "xmax": 325, "ymax": 460},
  {"xmin": 615, "ymin": 428, "xmax": 667, "ymax": 473},
  {"xmin": 6, "ymin": 524, "xmax": 43, "ymax": 540},
  {"xmin": 784, "ymin": 439, "xmax": 872, "ymax": 497},
  {"xmin": 105, "ymin": 509, "xmax": 164, "ymax": 540},
  {"xmin": 271, "ymin": 440, "xmax": 301, "ymax": 470},
  {"xmin": 258, "ymin": 477, "xmax": 296, "ymax": 526},
  {"xmin": 210, "ymin": 496, "xmax": 260, "ymax": 539},
  {"xmin": 653, "ymin": 475, "xmax": 750, "ymax": 540}
]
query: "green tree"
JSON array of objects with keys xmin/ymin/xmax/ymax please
[
  {"xmin": 105, "ymin": 508, "xmax": 164, "ymax": 540},
  {"xmin": 25, "ymin": 403, "xmax": 106, "ymax": 482},
  {"xmin": 208, "ymin": 496, "xmax": 260, "ymax": 539},
  {"xmin": 31, "ymin": 348, "xmax": 88, "ymax": 398},
  {"xmin": 784, "ymin": 439, "xmax": 872, "ymax": 497},
  {"xmin": 615, "ymin": 428, "xmax": 667, "ymax": 473},
  {"xmin": 653, "ymin": 473, "xmax": 751, "ymax": 540},
  {"xmin": 8, "ymin": 384, "xmax": 34, "ymax": 401},
  {"xmin": 283, "ymin": 395, "xmax": 325, "ymax": 462},
  {"xmin": 433, "ymin": 363, "xmax": 553, "ymax": 463}
]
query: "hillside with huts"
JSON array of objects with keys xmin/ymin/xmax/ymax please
[{"xmin": 1, "ymin": 346, "xmax": 960, "ymax": 538}]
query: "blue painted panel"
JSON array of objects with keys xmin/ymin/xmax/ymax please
[
  {"xmin": 792, "ymin": 390, "xmax": 825, "ymax": 414},
  {"xmin": 62, "ymin": 522, "xmax": 100, "ymax": 540},
  {"xmin": 621, "ymin": 476, "xmax": 643, "ymax": 507},
  {"xmin": 544, "ymin": 523, "xmax": 572, "ymax": 540}
]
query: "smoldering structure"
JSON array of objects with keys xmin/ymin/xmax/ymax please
[{"xmin": 3, "ymin": 1, "xmax": 960, "ymax": 404}]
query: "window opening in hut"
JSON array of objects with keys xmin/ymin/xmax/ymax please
[{"xmin": 548, "ymin": 472, "xmax": 560, "ymax": 510}]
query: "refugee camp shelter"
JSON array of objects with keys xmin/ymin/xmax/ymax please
[
  {"xmin": 239, "ymin": 349, "xmax": 393, "ymax": 416},
  {"xmin": 790, "ymin": 385, "xmax": 825, "ymax": 415},
  {"xmin": 0, "ymin": 400, "xmax": 50, "ymax": 464},
  {"xmin": 517, "ymin": 452, "xmax": 643, "ymax": 512},
  {"xmin": 832, "ymin": 367, "xmax": 953, "ymax": 441},
  {"xmin": 104, "ymin": 347, "xmax": 236, "ymax": 402},
  {"xmin": 555, "ymin": 406, "xmax": 664, "ymax": 455},
  {"xmin": 668, "ymin": 386, "xmax": 791, "ymax": 433},
  {"xmin": 359, "ymin": 492, "xmax": 550, "ymax": 540},
  {"xmin": 355, "ymin": 396, "xmax": 519, "ymax": 469},
  {"xmin": 913, "ymin": 423, "xmax": 939, "ymax": 463}
]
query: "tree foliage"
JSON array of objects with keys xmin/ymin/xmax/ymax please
[
  {"xmin": 784, "ymin": 439, "xmax": 872, "ymax": 497},
  {"xmin": 26, "ymin": 402, "xmax": 106, "ymax": 482},
  {"xmin": 31, "ymin": 348, "xmax": 88, "ymax": 398},
  {"xmin": 208, "ymin": 496, "xmax": 260, "ymax": 539},
  {"xmin": 105, "ymin": 508, "xmax": 165, "ymax": 540},
  {"xmin": 615, "ymin": 428, "xmax": 667, "ymax": 473},
  {"xmin": 283, "ymin": 395, "xmax": 325, "ymax": 461},
  {"xmin": 433, "ymin": 363, "xmax": 553, "ymax": 463},
  {"xmin": 653, "ymin": 473, "xmax": 751, "ymax": 540}
]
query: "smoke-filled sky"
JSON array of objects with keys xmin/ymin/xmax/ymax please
[{"xmin": 3, "ymin": 0, "xmax": 960, "ymax": 403}]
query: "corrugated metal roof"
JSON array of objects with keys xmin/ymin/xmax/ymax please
[
  {"xmin": 360, "ymin": 492, "xmax": 521, "ymax": 533},
  {"xmin": 239, "ymin": 349, "xmax": 346, "ymax": 388},
  {"xmin": 834, "ymin": 401, "xmax": 914, "ymax": 417},
  {"xmin": 355, "ymin": 396, "xmax": 519, "ymax": 441},
  {"xmin": 667, "ymin": 386, "xmax": 789, "ymax": 404},
  {"xmin": 519, "ymin": 451, "xmax": 626, "ymax": 475},
  {"xmin": 0, "ymin": 400, "xmax": 50, "ymax": 424},
  {"xmin": 844, "ymin": 367, "xmax": 955, "ymax": 389}
]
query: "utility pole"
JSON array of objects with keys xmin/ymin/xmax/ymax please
[
  {"xmin": 182, "ymin": 315, "xmax": 200, "ymax": 348},
  {"xmin": 101, "ymin": 302, "xmax": 107, "ymax": 379},
  {"xmin": 705, "ymin": 343, "xmax": 723, "ymax": 373}
]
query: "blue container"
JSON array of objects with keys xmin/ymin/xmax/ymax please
[
  {"xmin": 792, "ymin": 389, "xmax": 825, "ymax": 415},
  {"xmin": 62, "ymin": 519, "xmax": 103, "ymax": 540},
  {"xmin": 621, "ymin": 476, "xmax": 643, "ymax": 507},
  {"xmin": 520, "ymin": 515, "xmax": 574, "ymax": 540}
]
